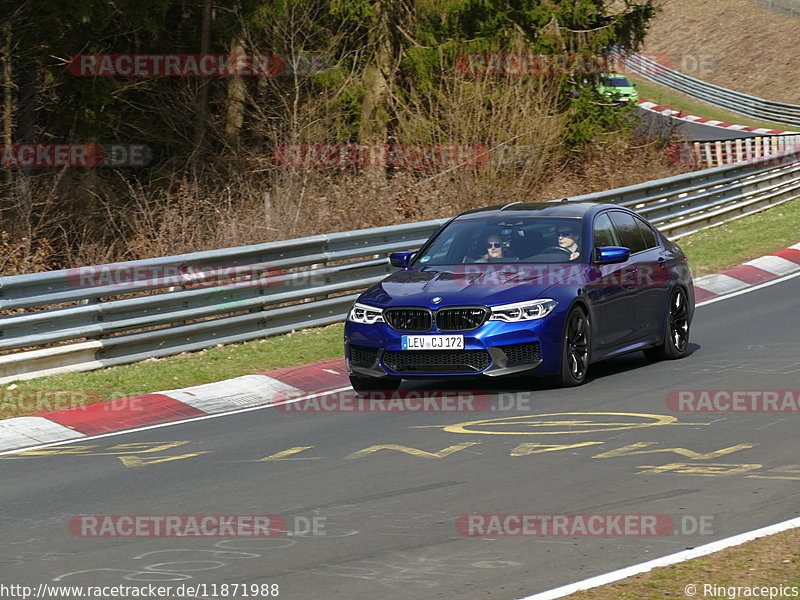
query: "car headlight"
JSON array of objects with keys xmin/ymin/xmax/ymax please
[
  {"xmin": 348, "ymin": 302, "xmax": 385, "ymax": 324},
  {"xmin": 489, "ymin": 299, "xmax": 558, "ymax": 322}
]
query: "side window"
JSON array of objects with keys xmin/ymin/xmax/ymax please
[
  {"xmin": 592, "ymin": 213, "xmax": 620, "ymax": 247},
  {"xmin": 634, "ymin": 218, "xmax": 659, "ymax": 250},
  {"xmin": 460, "ymin": 228, "xmax": 485, "ymax": 261},
  {"xmin": 430, "ymin": 235, "xmax": 455, "ymax": 261},
  {"xmin": 609, "ymin": 211, "xmax": 647, "ymax": 254}
]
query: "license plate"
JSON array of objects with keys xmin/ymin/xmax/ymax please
[{"xmin": 401, "ymin": 335, "xmax": 464, "ymax": 350}]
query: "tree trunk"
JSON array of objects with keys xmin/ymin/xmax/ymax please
[
  {"xmin": 224, "ymin": 36, "xmax": 246, "ymax": 152},
  {"xmin": 2, "ymin": 25, "xmax": 13, "ymax": 190},
  {"xmin": 13, "ymin": 53, "xmax": 36, "ymax": 257},
  {"xmin": 358, "ymin": 0, "xmax": 399, "ymax": 182},
  {"xmin": 192, "ymin": 0, "xmax": 213, "ymax": 155}
]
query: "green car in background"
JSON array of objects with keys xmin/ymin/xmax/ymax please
[{"xmin": 596, "ymin": 74, "xmax": 639, "ymax": 104}]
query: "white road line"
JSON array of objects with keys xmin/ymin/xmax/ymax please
[
  {"xmin": 0, "ymin": 386, "xmax": 353, "ymax": 457},
  {"xmin": 696, "ymin": 269, "xmax": 800, "ymax": 306},
  {"xmin": 1, "ymin": 265, "xmax": 799, "ymax": 456},
  {"xmin": 517, "ymin": 516, "xmax": 800, "ymax": 600}
]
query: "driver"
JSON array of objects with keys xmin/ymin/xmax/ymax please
[
  {"xmin": 557, "ymin": 228, "xmax": 581, "ymax": 261},
  {"xmin": 476, "ymin": 234, "xmax": 515, "ymax": 263}
]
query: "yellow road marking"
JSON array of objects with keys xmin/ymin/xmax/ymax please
[
  {"xmin": 419, "ymin": 412, "xmax": 702, "ymax": 435},
  {"xmin": 636, "ymin": 462, "xmax": 763, "ymax": 476},
  {"xmin": 510, "ymin": 442, "xmax": 604, "ymax": 456},
  {"xmin": 592, "ymin": 442, "xmax": 756, "ymax": 460},
  {"xmin": 746, "ymin": 465, "xmax": 800, "ymax": 480},
  {"xmin": 256, "ymin": 446, "xmax": 322, "ymax": 461},
  {"xmin": 118, "ymin": 452, "xmax": 211, "ymax": 468},
  {"xmin": 345, "ymin": 442, "xmax": 480, "ymax": 459},
  {"xmin": 90, "ymin": 442, "xmax": 193, "ymax": 455},
  {"xmin": 0, "ymin": 445, "xmax": 99, "ymax": 458}
]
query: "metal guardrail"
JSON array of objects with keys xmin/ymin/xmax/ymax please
[
  {"xmin": 0, "ymin": 220, "xmax": 448, "ymax": 383},
  {"xmin": 617, "ymin": 51, "xmax": 800, "ymax": 128},
  {"xmin": 746, "ymin": 0, "xmax": 800, "ymax": 17},
  {"xmin": 2, "ymin": 146, "xmax": 800, "ymax": 384}
]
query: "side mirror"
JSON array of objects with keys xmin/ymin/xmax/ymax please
[
  {"xmin": 595, "ymin": 246, "xmax": 630, "ymax": 264},
  {"xmin": 389, "ymin": 251, "xmax": 416, "ymax": 268}
]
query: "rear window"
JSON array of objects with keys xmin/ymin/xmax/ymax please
[
  {"xmin": 635, "ymin": 218, "xmax": 659, "ymax": 250},
  {"xmin": 609, "ymin": 211, "xmax": 647, "ymax": 255}
]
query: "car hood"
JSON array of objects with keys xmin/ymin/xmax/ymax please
[{"xmin": 359, "ymin": 263, "xmax": 582, "ymax": 308}]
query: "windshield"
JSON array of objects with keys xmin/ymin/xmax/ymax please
[
  {"xmin": 602, "ymin": 76, "xmax": 632, "ymax": 87},
  {"xmin": 414, "ymin": 216, "xmax": 584, "ymax": 266}
]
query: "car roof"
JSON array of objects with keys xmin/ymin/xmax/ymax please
[{"xmin": 455, "ymin": 200, "xmax": 627, "ymax": 220}]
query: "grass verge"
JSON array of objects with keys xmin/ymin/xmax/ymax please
[
  {"xmin": 560, "ymin": 527, "xmax": 799, "ymax": 600},
  {"xmin": 2, "ymin": 197, "xmax": 799, "ymax": 417},
  {"xmin": 679, "ymin": 197, "xmax": 800, "ymax": 277},
  {"xmin": 630, "ymin": 74, "xmax": 796, "ymax": 132},
  {"xmin": 1, "ymin": 323, "xmax": 344, "ymax": 418}
]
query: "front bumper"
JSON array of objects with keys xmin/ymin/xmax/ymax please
[{"xmin": 345, "ymin": 315, "xmax": 565, "ymax": 379}]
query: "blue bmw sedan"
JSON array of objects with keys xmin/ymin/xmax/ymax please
[{"xmin": 344, "ymin": 201, "xmax": 694, "ymax": 390}]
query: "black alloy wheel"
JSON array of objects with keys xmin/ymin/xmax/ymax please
[{"xmin": 560, "ymin": 307, "xmax": 590, "ymax": 386}]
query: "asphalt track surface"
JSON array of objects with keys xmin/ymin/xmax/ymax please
[
  {"xmin": 634, "ymin": 107, "xmax": 760, "ymax": 141},
  {"xmin": 1, "ymin": 275, "xmax": 799, "ymax": 599}
]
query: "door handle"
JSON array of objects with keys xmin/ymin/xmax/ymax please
[{"xmin": 622, "ymin": 267, "xmax": 639, "ymax": 289}]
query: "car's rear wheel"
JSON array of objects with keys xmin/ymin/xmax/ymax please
[
  {"xmin": 559, "ymin": 306, "xmax": 590, "ymax": 387},
  {"xmin": 349, "ymin": 374, "xmax": 402, "ymax": 393},
  {"xmin": 644, "ymin": 287, "xmax": 690, "ymax": 361}
]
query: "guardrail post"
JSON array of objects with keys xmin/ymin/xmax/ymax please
[{"xmin": 81, "ymin": 297, "xmax": 103, "ymax": 340}]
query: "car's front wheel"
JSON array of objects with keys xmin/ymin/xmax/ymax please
[
  {"xmin": 644, "ymin": 287, "xmax": 690, "ymax": 361},
  {"xmin": 349, "ymin": 374, "xmax": 402, "ymax": 394},
  {"xmin": 559, "ymin": 306, "xmax": 590, "ymax": 387}
]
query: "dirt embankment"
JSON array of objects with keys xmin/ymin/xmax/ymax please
[{"xmin": 642, "ymin": 0, "xmax": 800, "ymax": 104}]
